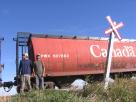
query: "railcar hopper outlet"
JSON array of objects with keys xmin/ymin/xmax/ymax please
[{"xmin": 104, "ymin": 16, "xmax": 124, "ymax": 89}]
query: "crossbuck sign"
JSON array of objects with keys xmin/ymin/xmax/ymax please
[
  {"xmin": 104, "ymin": 16, "xmax": 124, "ymax": 89},
  {"xmin": 105, "ymin": 16, "xmax": 124, "ymax": 40}
]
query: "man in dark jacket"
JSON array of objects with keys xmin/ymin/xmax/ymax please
[{"xmin": 18, "ymin": 53, "xmax": 33, "ymax": 92}]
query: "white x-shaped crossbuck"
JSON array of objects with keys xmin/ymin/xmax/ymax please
[{"xmin": 105, "ymin": 16, "xmax": 124, "ymax": 40}]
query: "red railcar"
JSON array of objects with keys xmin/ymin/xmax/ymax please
[
  {"xmin": 27, "ymin": 34, "xmax": 136, "ymax": 77},
  {"xmin": 1, "ymin": 32, "xmax": 135, "ymax": 92}
]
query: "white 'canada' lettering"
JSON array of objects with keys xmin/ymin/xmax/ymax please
[{"xmin": 90, "ymin": 45, "xmax": 136, "ymax": 58}]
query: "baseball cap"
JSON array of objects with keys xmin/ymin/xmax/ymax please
[{"xmin": 23, "ymin": 53, "xmax": 28, "ymax": 57}]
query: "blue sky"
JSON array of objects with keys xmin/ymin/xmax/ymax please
[{"xmin": 0, "ymin": 0, "xmax": 136, "ymax": 95}]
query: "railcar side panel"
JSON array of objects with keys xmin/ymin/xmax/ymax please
[{"xmin": 30, "ymin": 37, "xmax": 136, "ymax": 76}]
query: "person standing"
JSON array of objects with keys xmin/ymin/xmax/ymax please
[
  {"xmin": 18, "ymin": 53, "xmax": 33, "ymax": 93},
  {"xmin": 34, "ymin": 54, "xmax": 45, "ymax": 90}
]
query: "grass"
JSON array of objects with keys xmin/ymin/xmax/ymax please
[
  {"xmin": 11, "ymin": 90, "xmax": 87, "ymax": 102},
  {"xmin": 1, "ymin": 78, "xmax": 136, "ymax": 102}
]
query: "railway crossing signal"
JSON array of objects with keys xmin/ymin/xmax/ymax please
[
  {"xmin": 105, "ymin": 16, "xmax": 124, "ymax": 40},
  {"xmin": 104, "ymin": 16, "xmax": 124, "ymax": 89}
]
